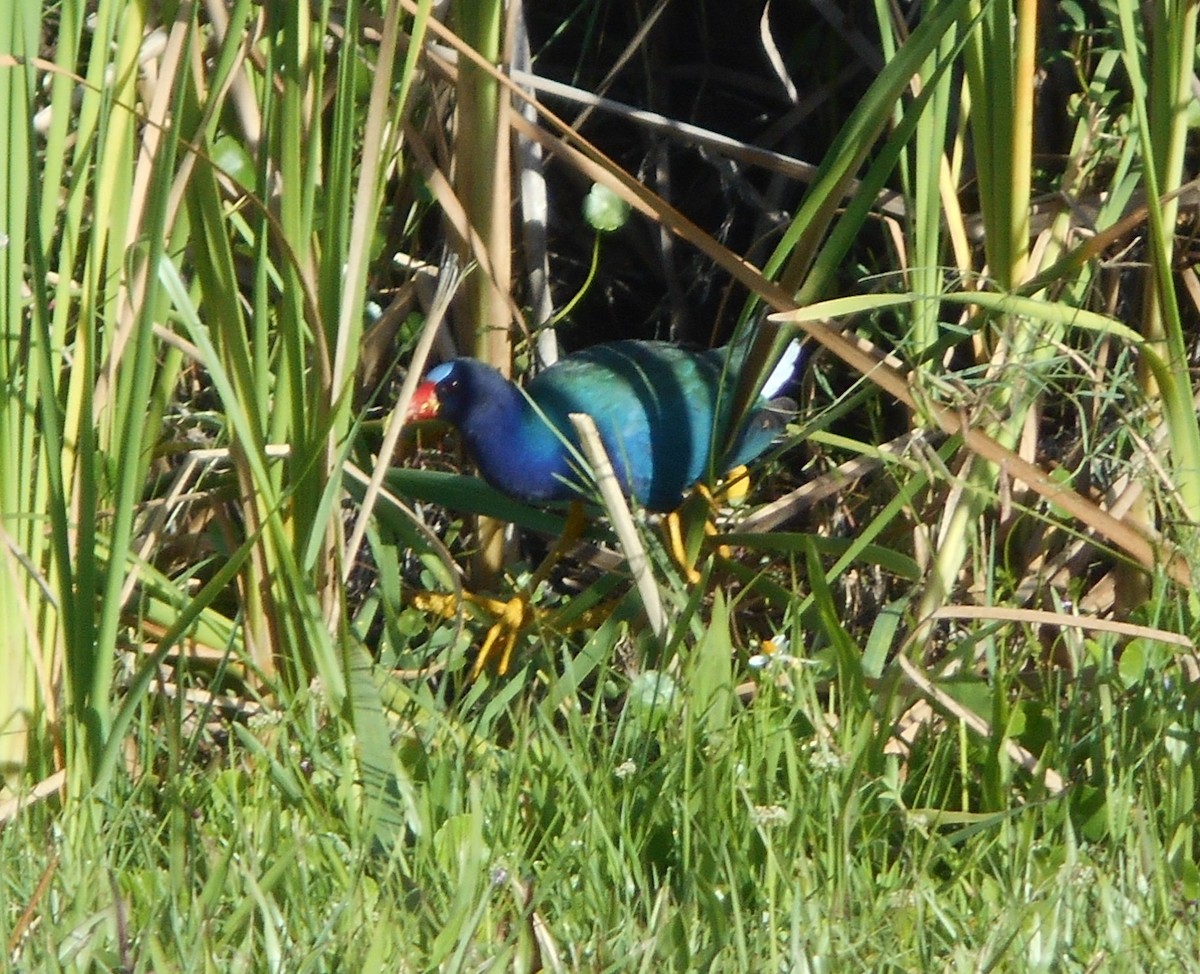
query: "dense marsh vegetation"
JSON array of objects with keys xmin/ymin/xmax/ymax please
[{"xmin": 2, "ymin": 0, "xmax": 1200, "ymax": 969}]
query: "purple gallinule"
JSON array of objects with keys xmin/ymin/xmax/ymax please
[
  {"xmin": 406, "ymin": 336, "xmax": 802, "ymax": 674},
  {"xmin": 407, "ymin": 338, "xmax": 800, "ymax": 510}
]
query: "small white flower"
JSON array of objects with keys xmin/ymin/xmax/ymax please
[
  {"xmin": 748, "ymin": 634, "xmax": 794, "ymax": 670},
  {"xmin": 614, "ymin": 759, "xmax": 637, "ymax": 779},
  {"xmin": 1069, "ymin": 864, "xmax": 1097, "ymax": 889},
  {"xmin": 906, "ymin": 811, "xmax": 931, "ymax": 831},
  {"xmin": 751, "ymin": 804, "xmax": 790, "ymax": 826},
  {"xmin": 808, "ymin": 748, "xmax": 845, "ymax": 773}
]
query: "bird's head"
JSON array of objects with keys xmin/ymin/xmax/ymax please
[{"xmin": 405, "ymin": 359, "xmax": 509, "ymax": 429}]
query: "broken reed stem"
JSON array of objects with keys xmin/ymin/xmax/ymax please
[{"xmin": 568, "ymin": 413, "xmax": 669, "ymax": 643}]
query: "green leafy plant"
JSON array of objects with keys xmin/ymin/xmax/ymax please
[{"xmin": 2, "ymin": 1, "xmax": 1199, "ymax": 967}]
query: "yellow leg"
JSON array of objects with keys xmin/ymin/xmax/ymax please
[
  {"xmin": 721, "ymin": 464, "xmax": 752, "ymax": 505},
  {"xmin": 663, "ymin": 510, "xmax": 702, "ymax": 585},
  {"xmin": 662, "ymin": 467, "xmax": 755, "ymax": 581},
  {"xmin": 528, "ymin": 500, "xmax": 587, "ymax": 591}
]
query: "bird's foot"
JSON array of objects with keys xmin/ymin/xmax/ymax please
[
  {"xmin": 474, "ymin": 593, "xmax": 536, "ymax": 677},
  {"xmin": 414, "ymin": 501, "xmax": 594, "ymax": 677},
  {"xmin": 414, "ymin": 584, "xmax": 616, "ymax": 677},
  {"xmin": 412, "ymin": 589, "xmax": 538, "ymax": 677}
]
